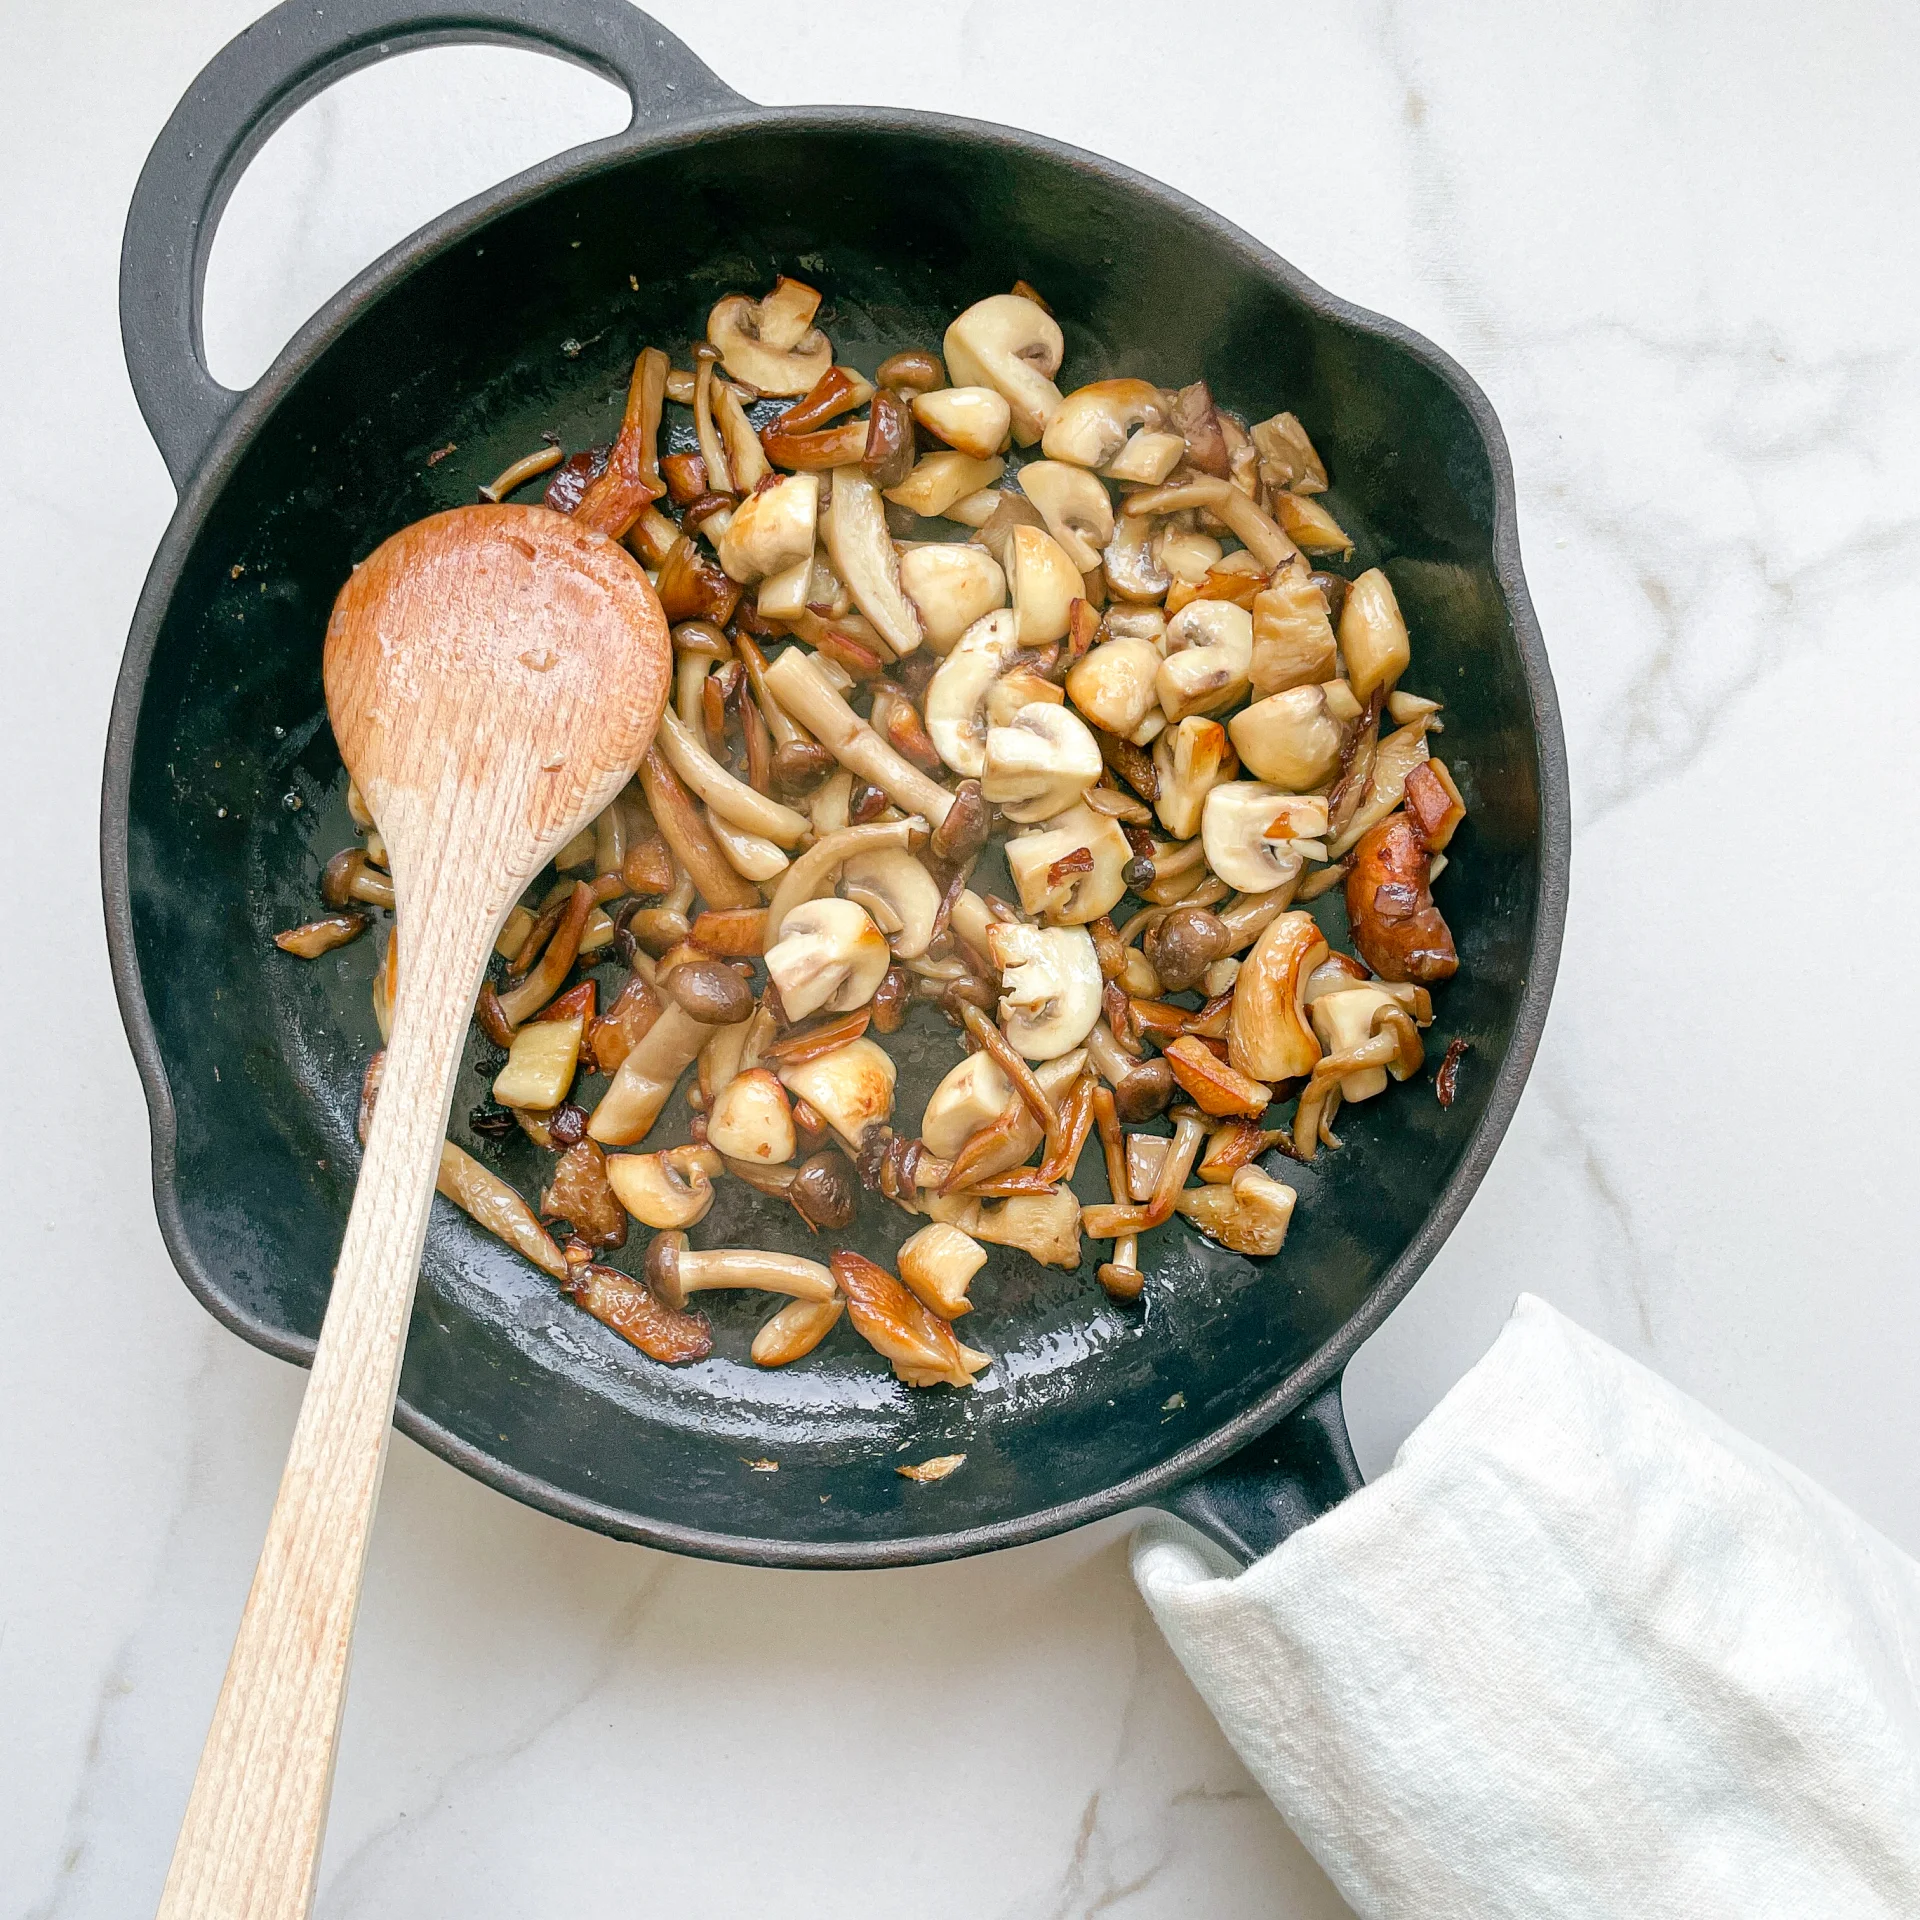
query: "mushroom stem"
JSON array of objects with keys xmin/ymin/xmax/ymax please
[
  {"xmin": 763, "ymin": 817, "xmax": 930, "ymax": 943},
  {"xmin": 1037, "ymin": 1070, "xmax": 1097, "ymax": 1182},
  {"xmin": 692, "ymin": 346, "xmax": 733, "ymax": 499},
  {"xmin": 959, "ymin": 1001, "xmax": 1058, "ymax": 1132},
  {"xmin": 479, "ymin": 442, "xmax": 564, "ymax": 503},
  {"xmin": 1291, "ymin": 1005, "xmax": 1424, "ymax": 1160},
  {"xmin": 1081, "ymin": 1110, "xmax": 1208, "ymax": 1238},
  {"xmin": 764, "ymin": 646, "xmax": 956, "ymax": 822},
  {"xmin": 572, "ymin": 347, "xmax": 669, "ymax": 538},
  {"xmin": 646, "ymin": 1230, "xmax": 836, "ymax": 1307},
  {"xmin": 656, "ymin": 707, "xmax": 811, "ymax": 846},
  {"xmin": 638, "ymin": 745, "xmax": 761, "ymax": 912},
  {"xmin": 588, "ymin": 1003, "xmax": 708, "ymax": 1146},
  {"xmin": 1090, "ymin": 1086, "xmax": 1144, "ymax": 1297},
  {"xmin": 496, "ymin": 881, "xmax": 593, "ymax": 1026}
]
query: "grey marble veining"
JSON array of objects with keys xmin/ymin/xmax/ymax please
[{"xmin": 5, "ymin": 2, "xmax": 1918, "ymax": 1914}]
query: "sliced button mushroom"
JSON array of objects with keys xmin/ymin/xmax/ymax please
[
  {"xmin": 647, "ymin": 1231, "xmax": 836, "ymax": 1309},
  {"xmin": 707, "ymin": 282, "xmax": 832, "ymax": 395},
  {"xmin": 896, "ymin": 1221, "xmax": 989, "ymax": 1319},
  {"xmin": 885, "ymin": 450, "xmax": 1006, "ymax": 517},
  {"xmin": 1157, "ymin": 524, "xmax": 1224, "ymax": 587},
  {"xmin": 1006, "ymin": 525, "xmax": 1084, "ymax": 646},
  {"xmin": 1041, "ymin": 378, "xmax": 1169, "ymax": 470},
  {"xmin": 1201, "ymin": 781, "xmax": 1323, "ymax": 895},
  {"xmin": 987, "ymin": 921, "xmax": 1103, "ymax": 1059},
  {"xmin": 1157, "ymin": 598, "xmax": 1253, "ymax": 723},
  {"xmin": 765, "ymin": 897, "xmax": 892, "ymax": 1020},
  {"xmin": 839, "ymin": 845, "xmax": 942, "ymax": 959},
  {"xmin": 1227, "ymin": 910, "xmax": 1328, "ymax": 1083},
  {"xmin": 1229, "ymin": 685, "xmax": 1346, "ymax": 790},
  {"xmin": 777, "ymin": 1036, "xmax": 897, "ymax": 1150},
  {"xmin": 705, "ymin": 1065, "xmax": 797, "ymax": 1164},
  {"xmin": 1175, "ymin": 1163, "xmax": 1298, "ymax": 1258},
  {"xmin": 1016, "ymin": 462, "xmax": 1115, "ymax": 572},
  {"xmin": 1251, "ymin": 564, "xmax": 1340, "ymax": 695},
  {"xmin": 1103, "ymin": 508, "xmax": 1172, "ymax": 603},
  {"xmin": 981, "ymin": 702, "xmax": 1103, "ymax": 823},
  {"xmin": 923, "ymin": 608, "xmax": 1022, "ymax": 777},
  {"xmin": 911, "ymin": 385, "xmax": 1011, "ymax": 458},
  {"xmin": 1005, "ymin": 803, "xmax": 1130, "ymax": 924},
  {"xmin": 1066, "ymin": 635, "xmax": 1163, "ymax": 741},
  {"xmin": 1105, "ymin": 430, "xmax": 1187, "ymax": 485},
  {"xmin": 1152, "ymin": 716, "xmax": 1238, "ymax": 840},
  {"xmin": 985, "ymin": 663, "xmax": 1065, "ymax": 729},
  {"xmin": 823, "ymin": 467, "xmax": 925, "ymax": 656},
  {"xmin": 1274, "ymin": 489, "xmax": 1353, "ymax": 559},
  {"xmin": 943, "ymin": 292, "xmax": 1064, "ymax": 446},
  {"xmin": 923, "ymin": 1187, "xmax": 1082, "ymax": 1271},
  {"xmin": 1339, "ymin": 567, "xmax": 1412, "ymax": 701},
  {"xmin": 920, "ymin": 1049, "xmax": 1013, "ymax": 1159},
  {"xmin": 606, "ymin": 1143, "xmax": 723, "ymax": 1229},
  {"xmin": 896, "ymin": 541, "xmax": 1007, "ymax": 654},
  {"xmin": 715, "ymin": 472, "xmax": 818, "ymax": 585}
]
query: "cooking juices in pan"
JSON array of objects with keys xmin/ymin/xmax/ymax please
[{"xmin": 276, "ymin": 276, "xmax": 1468, "ymax": 1392}]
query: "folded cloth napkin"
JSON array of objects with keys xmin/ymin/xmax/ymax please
[{"xmin": 1133, "ymin": 1294, "xmax": 1920, "ymax": 1919}]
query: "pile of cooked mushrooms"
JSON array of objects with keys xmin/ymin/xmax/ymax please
[{"xmin": 277, "ymin": 276, "xmax": 1466, "ymax": 1388}]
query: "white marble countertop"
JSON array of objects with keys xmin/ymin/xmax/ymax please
[{"xmin": 7, "ymin": 2, "xmax": 1919, "ymax": 1913}]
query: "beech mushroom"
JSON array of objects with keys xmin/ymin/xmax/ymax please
[
  {"xmin": 1250, "ymin": 565, "xmax": 1339, "ymax": 694},
  {"xmin": 1152, "ymin": 716, "xmax": 1237, "ymax": 840},
  {"xmin": 1227, "ymin": 910, "xmax": 1329, "ymax": 1083},
  {"xmin": 320, "ymin": 846, "xmax": 394, "ymax": 911},
  {"xmin": 715, "ymin": 472, "xmax": 818, "ymax": 584},
  {"xmin": 1157, "ymin": 598, "xmax": 1253, "ymax": 723},
  {"xmin": 647, "ymin": 1231, "xmax": 836, "ymax": 1310},
  {"xmin": 943, "ymin": 292, "xmax": 1064, "ymax": 445},
  {"xmin": 911, "ymin": 386, "xmax": 1011, "ymax": 458},
  {"xmin": 707, "ymin": 808, "xmax": 788, "ymax": 883},
  {"xmin": 896, "ymin": 1220, "xmax": 988, "ymax": 1318},
  {"xmin": 1202, "ymin": 781, "xmax": 1325, "ymax": 895},
  {"xmin": 1006, "ymin": 525, "xmax": 1084, "ymax": 646},
  {"xmin": 1229, "ymin": 685, "xmax": 1346, "ymax": 790},
  {"xmin": 764, "ymin": 897, "xmax": 892, "ymax": 1019},
  {"xmin": 1338, "ymin": 567, "xmax": 1411, "ymax": 700},
  {"xmin": 1309, "ymin": 984, "xmax": 1425, "ymax": 1103},
  {"xmin": 751, "ymin": 1297, "xmax": 846, "ymax": 1367},
  {"xmin": 1005, "ymin": 803, "xmax": 1130, "ymax": 924},
  {"xmin": 1175, "ymin": 1164, "xmax": 1298, "ymax": 1257},
  {"xmin": 708, "ymin": 281, "xmax": 831, "ymax": 395},
  {"xmin": 764, "ymin": 647, "xmax": 954, "ymax": 824},
  {"xmin": 1066, "ymin": 635, "xmax": 1163, "ymax": 741},
  {"xmin": 606, "ymin": 1142, "xmax": 723, "ymax": 1229},
  {"xmin": 981, "ymin": 702, "xmax": 1102, "ymax": 822},
  {"xmin": 1041, "ymin": 378, "xmax": 1169, "ymax": 471},
  {"xmin": 656, "ymin": 707, "xmax": 810, "ymax": 847},
  {"xmin": 1142, "ymin": 904, "xmax": 1231, "ymax": 993},
  {"xmin": 840, "ymin": 845, "xmax": 942, "ymax": 959},
  {"xmin": 987, "ymin": 921, "xmax": 1102, "ymax": 1059},
  {"xmin": 777, "ymin": 1036, "xmax": 897, "ymax": 1149},
  {"xmin": 704, "ymin": 1066, "xmax": 797, "ymax": 1164},
  {"xmin": 589, "ymin": 1003, "xmax": 708, "ymax": 1146},
  {"xmin": 831, "ymin": 1248, "xmax": 991, "ymax": 1387},
  {"xmin": 923, "ymin": 609, "xmax": 1022, "ymax": 777},
  {"xmin": 924, "ymin": 1187, "xmax": 1082, "ymax": 1271},
  {"xmin": 886, "ymin": 450, "xmax": 1006, "ymax": 518},
  {"xmin": 1344, "ymin": 813, "xmax": 1458, "ymax": 984},
  {"xmin": 824, "ymin": 468, "xmax": 925, "ymax": 655},
  {"xmin": 897, "ymin": 541, "xmax": 1007, "ymax": 653},
  {"xmin": 1016, "ymin": 462, "xmax": 1115, "ymax": 572}
]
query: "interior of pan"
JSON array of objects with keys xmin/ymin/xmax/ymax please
[{"xmin": 120, "ymin": 118, "xmax": 1548, "ymax": 1560}]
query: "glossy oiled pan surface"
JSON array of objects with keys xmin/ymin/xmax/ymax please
[{"xmin": 110, "ymin": 23, "xmax": 1566, "ymax": 1567}]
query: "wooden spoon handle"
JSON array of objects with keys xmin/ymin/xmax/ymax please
[{"xmin": 156, "ymin": 898, "xmax": 491, "ymax": 1920}]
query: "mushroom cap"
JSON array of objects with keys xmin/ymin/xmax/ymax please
[
  {"xmin": 1065, "ymin": 634, "xmax": 1163, "ymax": 741},
  {"xmin": 897, "ymin": 1221, "xmax": 989, "ymax": 1320},
  {"xmin": 764, "ymin": 896, "xmax": 892, "ymax": 1020},
  {"xmin": 776, "ymin": 1036, "xmax": 898, "ymax": 1150},
  {"xmin": 981, "ymin": 702, "xmax": 1103, "ymax": 824},
  {"xmin": 943, "ymin": 293, "xmax": 1065, "ymax": 445},
  {"xmin": 1006, "ymin": 525, "xmax": 1085, "ymax": 646},
  {"xmin": 1157, "ymin": 599, "xmax": 1254, "ymax": 724},
  {"xmin": 1040, "ymin": 378, "xmax": 1168, "ymax": 470},
  {"xmin": 1104, "ymin": 430, "xmax": 1186, "ymax": 486},
  {"xmin": 1202, "ymin": 780, "xmax": 1315, "ymax": 895},
  {"xmin": 707, "ymin": 289, "xmax": 832, "ymax": 396},
  {"xmin": 1227, "ymin": 685, "xmax": 1345, "ymax": 790},
  {"xmin": 839, "ymin": 844, "xmax": 942, "ymax": 959},
  {"xmin": 715, "ymin": 473, "xmax": 818, "ymax": 585},
  {"xmin": 1227, "ymin": 910, "xmax": 1328, "ymax": 1083},
  {"xmin": 1338, "ymin": 567, "xmax": 1412, "ymax": 701},
  {"xmin": 911, "ymin": 385, "xmax": 1012, "ymax": 459},
  {"xmin": 920, "ymin": 1048, "xmax": 1014, "ymax": 1160},
  {"xmin": 924, "ymin": 609, "xmax": 1022, "ymax": 777},
  {"xmin": 896, "ymin": 541, "xmax": 1007, "ymax": 655},
  {"xmin": 1016, "ymin": 461, "xmax": 1117, "ymax": 573},
  {"xmin": 643, "ymin": 1227, "xmax": 692, "ymax": 1309},
  {"xmin": 1004, "ymin": 803, "xmax": 1131, "ymax": 924},
  {"xmin": 1156, "ymin": 525, "xmax": 1225, "ymax": 587},
  {"xmin": 986, "ymin": 921, "xmax": 1103, "ymax": 1060},
  {"xmin": 704, "ymin": 1066, "xmax": 798, "ymax": 1164},
  {"xmin": 1251, "ymin": 567, "xmax": 1339, "ymax": 695},
  {"xmin": 604, "ymin": 1148, "xmax": 720, "ymax": 1231}
]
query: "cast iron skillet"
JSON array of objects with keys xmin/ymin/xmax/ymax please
[{"xmin": 105, "ymin": 0, "xmax": 1568, "ymax": 1570}]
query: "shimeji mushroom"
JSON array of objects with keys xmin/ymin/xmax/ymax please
[
  {"xmin": 1005, "ymin": 803, "xmax": 1131, "ymax": 923},
  {"xmin": 924, "ymin": 609, "xmax": 1023, "ymax": 777},
  {"xmin": 605, "ymin": 1142, "xmax": 723, "ymax": 1229},
  {"xmin": 1308, "ymin": 981, "xmax": 1429, "ymax": 1104},
  {"xmin": 1152, "ymin": 716, "xmax": 1238, "ymax": 840},
  {"xmin": 943, "ymin": 292, "xmax": 1064, "ymax": 445},
  {"xmin": 1006, "ymin": 525, "xmax": 1085, "ymax": 645},
  {"xmin": 896, "ymin": 1221, "xmax": 989, "ymax": 1318},
  {"xmin": 589, "ymin": 1003, "xmax": 709, "ymax": 1146},
  {"xmin": 981, "ymin": 702, "xmax": 1103, "ymax": 823},
  {"xmin": 704, "ymin": 1066, "xmax": 797, "ymax": 1164},
  {"xmin": 1229, "ymin": 684, "xmax": 1346, "ymax": 790},
  {"xmin": 707, "ymin": 808, "xmax": 788, "ymax": 884},
  {"xmin": 777, "ymin": 1036, "xmax": 897, "ymax": 1150},
  {"xmin": 715, "ymin": 472, "xmax": 818, "ymax": 584},
  {"xmin": 1202, "ymin": 782, "xmax": 1327, "ymax": 895},
  {"xmin": 1142, "ymin": 904, "xmax": 1232, "ymax": 994},
  {"xmin": 987, "ymin": 921, "xmax": 1103, "ymax": 1059},
  {"xmin": 707, "ymin": 279, "xmax": 831, "ymax": 394},
  {"xmin": 1291, "ymin": 1000, "xmax": 1425, "ymax": 1161},
  {"xmin": 655, "ymin": 707, "xmax": 811, "ymax": 847},
  {"xmin": 824, "ymin": 468, "xmax": 926, "ymax": 655},
  {"xmin": 1227, "ymin": 910, "xmax": 1329, "ymax": 1083},
  {"xmin": 924, "ymin": 1187, "xmax": 1083, "ymax": 1271},
  {"xmin": 927, "ymin": 1046, "xmax": 1089, "ymax": 1192},
  {"xmin": 1065, "ymin": 633, "xmax": 1164, "ymax": 742},
  {"xmin": 896, "ymin": 542, "xmax": 1007, "ymax": 653},
  {"xmin": 830, "ymin": 1249, "xmax": 991, "ymax": 1388},
  {"xmin": 911, "ymin": 385, "xmax": 1012, "ymax": 459},
  {"xmin": 646, "ymin": 1231, "xmax": 836, "ymax": 1311},
  {"xmin": 839, "ymin": 845, "xmax": 942, "ymax": 958},
  {"xmin": 751, "ymin": 1296, "xmax": 846, "ymax": 1368},
  {"xmin": 1338, "ymin": 568, "xmax": 1411, "ymax": 701},
  {"xmin": 1016, "ymin": 462, "xmax": 1115, "ymax": 572},
  {"xmin": 1251, "ymin": 565, "xmax": 1339, "ymax": 694},
  {"xmin": 1157, "ymin": 599, "xmax": 1254, "ymax": 724},
  {"xmin": 1175, "ymin": 1164, "xmax": 1298, "ymax": 1257},
  {"xmin": 320, "ymin": 846, "xmax": 394, "ymax": 911},
  {"xmin": 885, "ymin": 450, "xmax": 1007, "ymax": 517},
  {"xmin": 764, "ymin": 897, "xmax": 892, "ymax": 1020}
]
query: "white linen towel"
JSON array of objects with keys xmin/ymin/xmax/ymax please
[{"xmin": 1133, "ymin": 1293, "xmax": 1920, "ymax": 1918}]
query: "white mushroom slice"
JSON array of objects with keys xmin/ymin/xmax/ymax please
[
  {"xmin": 1016, "ymin": 462, "xmax": 1116, "ymax": 573},
  {"xmin": 1202, "ymin": 781, "xmax": 1316, "ymax": 895},
  {"xmin": 985, "ymin": 664, "xmax": 1065, "ymax": 729},
  {"xmin": 943, "ymin": 293, "xmax": 1064, "ymax": 445},
  {"xmin": 1229, "ymin": 685, "xmax": 1346, "ymax": 790},
  {"xmin": 1040, "ymin": 378, "xmax": 1168, "ymax": 470},
  {"xmin": 897, "ymin": 541, "xmax": 1007, "ymax": 654},
  {"xmin": 1006, "ymin": 525, "xmax": 1084, "ymax": 646},
  {"xmin": 840, "ymin": 845, "xmax": 941, "ymax": 958},
  {"xmin": 1157, "ymin": 599, "xmax": 1254, "ymax": 723},
  {"xmin": 707, "ymin": 284, "xmax": 832, "ymax": 395},
  {"xmin": 1105, "ymin": 606, "xmax": 1167, "ymax": 648},
  {"xmin": 987, "ymin": 921, "xmax": 1103, "ymax": 1060},
  {"xmin": 1065, "ymin": 634, "xmax": 1162, "ymax": 739},
  {"xmin": 1103, "ymin": 429, "xmax": 1186, "ymax": 485},
  {"xmin": 897, "ymin": 1222, "xmax": 989, "ymax": 1319},
  {"xmin": 1251, "ymin": 566, "xmax": 1339, "ymax": 695},
  {"xmin": 714, "ymin": 471, "xmax": 818, "ymax": 584},
  {"xmin": 755, "ymin": 552, "xmax": 814, "ymax": 622},
  {"xmin": 1152, "ymin": 715, "xmax": 1238, "ymax": 840},
  {"xmin": 911, "ymin": 386, "xmax": 1012, "ymax": 458},
  {"xmin": 1175, "ymin": 1163, "xmax": 1298, "ymax": 1258},
  {"xmin": 777, "ymin": 1036, "xmax": 896, "ymax": 1150},
  {"xmin": 1156, "ymin": 525, "xmax": 1224, "ymax": 586},
  {"xmin": 981, "ymin": 702, "xmax": 1102, "ymax": 823},
  {"xmin": 885, "ymin": 450, "xmax": 1006, "ymax": 518},
  {"xmin": 924, "ymin": 609, "xmax": 1022, "ymax": 777},
  {"xmin": 764, "ymin": 897, "xmax": 891, "ymax": 1020},
  {"xmin": 1103, "ymin": 509, "xmax": 1171, "ymax": 602},
  {"xmin": 1339, "ymin": 567, "xmax": 1412, "ymax": 700},
  {"xmin": 823, "ymin": 467, "xmax": 925, "ymax": 655},
  {"xmin": 921, "ymin": 1049, "xmax": 1014, "ymax": 1159},
  {"xmin": 1005, "ymin": 803, "xmax": 1130, "ymax": 923},
  {"xmin": 943, "ymin": 486, "xmax": 1006, "ymax": 529},
  {"xmin": 704, "ymin": 1067, "xmax": 797, "ymax": 1165}
]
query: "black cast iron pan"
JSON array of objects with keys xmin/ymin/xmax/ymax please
[{"xmin": 105, "ymin": 0, "xmax": 1569, "ymax": 1571}]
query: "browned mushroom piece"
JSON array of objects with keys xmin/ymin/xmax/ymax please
[
  {"xmin": 862, "ymin": 388, "xmax": 916, "ymax": 490},
  {"xmin": 646, "ymin": 1231, "xmax": 836, "ymax": 1312},
  {"xmin": 1345, "ymin": 813, "xmax": 1458, "ymax": 985},
  {"xmin": 1143, "ymin": 905, "xmax": 1231, "ymax": 994},
  {"xmin": 876, "ymin": 348, "xmax": 947, "ymax": 395},
  {"xmin": 319, "ymin": 846, "xmax": 394, "ymax": 911},
  {"xmin": 540, "ymin": 1140, "xmax": 627, "ymax": 1250},
  {"xmin": 561, "ymin": 1261, "xmax": 713, "ymax": 1363},
  {"xmin": 274, "ymin": 911, "xmax": 370, "ymax": 958},
  {"xmin": 831, "ymin": 1249, "xmax": 991, "ymax": 1388},
  {"xmin": 662, "ymin": 955, "xmax": 756, "ymax": 1026}
]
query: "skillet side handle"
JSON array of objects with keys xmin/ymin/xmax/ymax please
[
  {"xmin": 120, "ymin": 0, "xmax": 747, "ymax": 487},
  {"xmin": 1161, "ymin": 1375, "xmax": 1363, "ymax": 1565}
]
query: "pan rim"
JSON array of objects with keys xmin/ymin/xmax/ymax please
[{"xmin": 103, "ymin": 101, "xmax": 1570, "ymax": 1569}]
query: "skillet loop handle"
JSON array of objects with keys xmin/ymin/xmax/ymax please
[
  {"xmin": 120, "ymin": 0, "xmax": 747, "ymax": 487},
  {"xmin": 1163, "ymin": 1375, "xmax": 1363, "ymax": 1564}
]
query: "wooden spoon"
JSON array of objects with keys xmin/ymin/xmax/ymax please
[{"xmin": 157, "ymin": 504, "xmax": 670, "ymax": 1919}]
